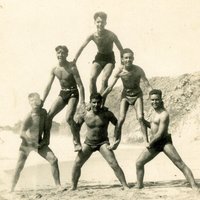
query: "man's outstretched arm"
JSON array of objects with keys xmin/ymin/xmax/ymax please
[{"xmin": 42, "ymin": 68, "xmax": 55, "ymax": 105}]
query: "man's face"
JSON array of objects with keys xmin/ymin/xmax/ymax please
[
  {"xmin": 150, "ymin": 94, "xmax": 162, "ymax": 109},
  {"xmin": 122, "ymin": 52, "xmax": 134, "ymax": 68},
  {"xmin": 95, "ymin": 17, "xmax": 106, "ymax": 32},
  {"xmin": 29, "ymin": 95, "xmax": 41, "ymax": 110},
  {"xmin": 56, "ymin": 49, "xmax": 67, "ymax": 63},
  {"xmin": 91, "ymin": 98, "xmax": 102, "ymax": 113}
]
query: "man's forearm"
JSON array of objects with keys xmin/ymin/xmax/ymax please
[{"xmin": 79, "ymin": 85, "xmax": 85, "ymax": 104}]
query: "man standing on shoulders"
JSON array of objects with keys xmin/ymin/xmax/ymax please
[
  {"xmin": 73, "ymin": 11, "xmax": 123, "ymax": 94},
  {"xmin": 103, "ymin": 48, "xmax": 152, "ymax": 147},
  {"xmin": 136, "ymin": 89, "xmax": 199, "ymax": 191},
  {"xmin": 42, "ymin": 45, "xmax": 85, "ymax": 151}
]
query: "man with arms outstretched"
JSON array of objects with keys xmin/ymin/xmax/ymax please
[
  {"xmin": 42, "ymin": 45, "xmax": 85, "ymax": 151},
  {"xmin": 73, "ymin": 11, "xmax": 123, "ymax": 94},
  {"xmin": 103, "ymin": 48, "xmax": 152, "ymax": 147},
  {"xmin": 136, "ymin": 89, "xmax": 199, "ymax": 191},
  {"xmin": 70, "ymin": 93, "xmax": 129, "ymax": 190}
]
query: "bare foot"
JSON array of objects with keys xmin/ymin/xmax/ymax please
[
  {"xmin": 68, "ymin": 186, "xmax": 77, "ymax": 191},
  {"xmin": 55, "ymin": 186, "xmax": 66, "ymax": 193},
  {"xmin": 134, "ymin": 184, "xmax": 144, "ymax": 189},
  {"xmin": 192, "ymin": 185, "xmax": 200, "ymax": 193},
  {"xmin": 122, "ymin": 185, "xmax": 130, "ymax": 190}
]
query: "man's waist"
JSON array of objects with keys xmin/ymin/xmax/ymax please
[
  {"xmin": 123, "ymin": 88, "xmax": 142, "ymax": 96},
  {"xmin": 61, "ymin": 86, "xmax": 78, "ymax": 91},
  {"xmin": 85, "ymin": 136, "xmax": 109, "ymax": 144}
]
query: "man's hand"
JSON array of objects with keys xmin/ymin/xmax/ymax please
[
  {"xmin": 78, "ymin": 102, "xmax": 86, "ymax": 114},
  {"xmin": 40, "ymin": 100, "xmax": 44, "ymax": 108},
  {"xmin": 145, "ymin": 141, "xmax": 150, "ymax": 149},
  {"xmin": 72, "ymin": 59, "xmax": 77, "ymax": 65},
  {"xmin": 107, "ymin": 139, "xmax": 120, "ymax": 151}
]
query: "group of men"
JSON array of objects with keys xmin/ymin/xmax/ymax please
[{"xmin": 10, "ymin": 11, "xmax": 199, "ymax": 192}]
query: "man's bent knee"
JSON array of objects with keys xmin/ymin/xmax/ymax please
[
  {"xmin": 138, "ymin": 116, "xmax": 144, "ymax": 123},
  {"xmin": 136, "ymin": 159, "xmax": 144, "ymax": 169},
  {"xmin": 66, "ymin": 117, "xmax": 74, "ymax": 126},
  {"xmin": 108, "ymin": 160, "xmax": 119, "ymax": 170},
  {"xmin": 175, "ymin": 160, "xmax": 186, "ymax": 170},
  {"xmin": 48, "ymin": 156, "xmax": 58, "ymax": 166}
]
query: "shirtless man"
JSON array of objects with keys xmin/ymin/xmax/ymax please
[
  {"xmin": 42, "ymin": 45, "xmax": 85, "ymax": 151},
  {"xmin": 10, "ymin": 93, "xmax": 60, "ymax": 192},
  {"xmin": 103, "ymin": 48, "xmax": 152, "ymax": 146},
  {"xmin": 73, "ymin": 11, "xmax": 123, "ymax": 94},
  {"xmin": 136, "ymin": 89, "xmax": 199, "ymax": 191},
  {"xmin": 70, "ymin": 93, "xmax": 129, "ymax": 190}
]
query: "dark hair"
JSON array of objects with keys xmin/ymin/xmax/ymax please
[
  {"xmin": 90, "ymin": 93, "xmax": 103, "ymax": 102},
  {"xmin": 122, "ymin": 48, "xmax": 134, "ymax": 56},
  {"xmin": 94, "ymin": 11, "xmax": 107, "ymax": 21},
  {"xmin": 149, "ymin": 89, "xmax": 164, "ymax": 108},
  {"xmin": 149, "ymin": 89, "xmax": 162, "ymax": 98},
  {"xmin": 28, "ymin": 92, "xmax": 40, "ymax": 99},
  {"xmin": 55, "ymin": 45, "xmax": 68, "ymax": 54}
]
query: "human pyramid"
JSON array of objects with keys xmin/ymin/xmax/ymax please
[{"xmin": 10, "ymin": 11, "xmax": 199, "ymax": 193}]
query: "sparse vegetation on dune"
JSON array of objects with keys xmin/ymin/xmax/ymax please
[{"xmin": 105, "ymin": 71, "xmax": 200, "ymax": 143}]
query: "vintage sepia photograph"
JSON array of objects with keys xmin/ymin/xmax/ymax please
[{"xmin": 0, "ymin": 0, "xmax": 200, "ymax": 199}]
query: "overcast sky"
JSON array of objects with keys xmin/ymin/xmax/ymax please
[{"xmin": 0, "ymin": 0, "xmax": 200, "ymax": 125}]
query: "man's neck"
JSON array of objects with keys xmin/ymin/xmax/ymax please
[
  {"xmin": 59, "ymin": 60, "xmax": 68, "ymax": 67},
  {"xmin": 31, "ymin": 108, "xmax": 41, "ymax": 114},
  {"xmin": 97, "ymin": 29, "xmax": 106, "ymax": 36},
  {"xmin": 154, "ymin": 107, "xmax": 164, "ymax": 113}
]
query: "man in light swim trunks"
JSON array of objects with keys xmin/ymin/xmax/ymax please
[
  {"xmin": 135, "ymin": 89, "xmax": 199, "ymax": 191},
  {"xmin": 103, "ymin": 48, "xmax": 152, "ymax": 147},
  {"xmin": 10, "ymin": 93, "xmax": 60, "ymax": 192},
  {"xmin": 73, "ymin": 11, "xmax": 123, "ymax": 94},
  {"xmin": 42, "ymin": 45, "xmax": 85, "ymax": 151},
  {"xmin": 70, "ymin": 93, "xmax": 129, "ymax": 190}
]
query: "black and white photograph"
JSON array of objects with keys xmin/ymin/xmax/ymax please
[{"xmin": 0, "ymin": 0, "xmax": 200, "ymax": 199}]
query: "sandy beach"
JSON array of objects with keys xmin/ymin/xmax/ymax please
[{"xmin": 0, "ymin": 132, "xmax": 200, "ymax": 200}]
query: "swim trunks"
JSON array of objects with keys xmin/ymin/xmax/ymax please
[
  {"xmin": 93, "ymin": 51, "xmax": 115, "ymax": 68},
  {"xmin": 19, "ymin": 139, "xmax": 47, "ymax": 155},
  {"xmin": 59, "ymin": 87, "xmax": 79, "ymax": 104},
  {"xmin": 121, "ymin": 88, "xmax": 143, "ymax": 105},
  {"xmin": 84, "ymin": 137, "xmax": 110, "ymax": 152},
  {"xmin": 148, "ymin": 134, "xmax": 173, "ymax": 153}
]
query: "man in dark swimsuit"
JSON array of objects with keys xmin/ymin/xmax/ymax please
[
  {"xmin": 42, "ymin": 45, "xmax": 85, "ymax": 151},
  {"xmin": 103, "ymin": 48, "xmax": 152, "ymax": 147},
  {"xmin": 73, "ymin": 11, "xmax": 123, "ymax": 94},
  {"xmin": 10, "ymin": 93, "xmax": 60, "ymax": 192},
  {"xmin": 135, "ymin": 89, "xmax": 199, "ymax": 191},
  {"xmin": 70, "ymin": 93, "xmax": 129, "ymax": 190}
]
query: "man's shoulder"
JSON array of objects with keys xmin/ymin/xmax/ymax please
[
  {"xmin": 102, "ymin": 106, "xmax": 109, "ymax": 112},
  {"xmin": 105, "ymin": 29, "xmax": 117, "ymax": 39},
  {"xmin": 133, "ymin": 64, "xmax": 143, "ymax": 70},
  {"xmin": 69, "ymin": 62, "xmax": 78, "ymax": 72},
  {"xmin": 50, "ymin": 65, "xmax": 58, "ymax": 74},
  {"xmin": 159, "ymin": 109, "xmax": 169, "ymax": 120},
  {"xmin": 106, "ymin": 29, "xmax": 115, "ymax": 35},
  {"xmin": 40, "ymin": 108, "xmax": 47, "ymax": 116},
  {"xmin": 101, "ymin": 107, "xmax": 115, "ymax": 116}
]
